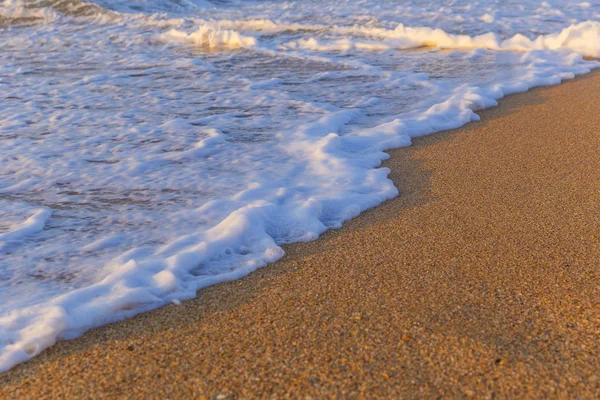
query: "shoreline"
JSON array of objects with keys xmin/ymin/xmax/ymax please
[{"xmin": 3, "ymin": 70, "xmax": 600, "ymax": 398}]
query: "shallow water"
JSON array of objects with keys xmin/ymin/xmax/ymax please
[{"xmin": 0, "ymin": 0, "xmax": 599, "ymax": 371}]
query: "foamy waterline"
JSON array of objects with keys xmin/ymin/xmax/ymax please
[{"xmin": 1, "ymin": 0, "xmax": 599, "ymax": 372}]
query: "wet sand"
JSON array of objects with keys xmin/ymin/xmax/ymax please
[{"xmin": 2, "ymin": 70, "xmax": 600, "ymax": 398}]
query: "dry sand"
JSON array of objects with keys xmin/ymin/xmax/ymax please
[{"xmin": 2, "ymin": 71, "xmax": 600, "ymax": 399}]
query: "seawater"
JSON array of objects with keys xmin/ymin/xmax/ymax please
[{"xmin": 1, "ymin": 0, "xmax": 599, "ymax": 371}]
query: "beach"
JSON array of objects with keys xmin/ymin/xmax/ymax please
[{"xmin": 2, "ymin": 69, "xmax": 600, "ymax": 398}]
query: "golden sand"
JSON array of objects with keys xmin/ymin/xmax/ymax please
[{"xmin": 2, "ymin": 71, "xmax": 600, "ymax": 398}]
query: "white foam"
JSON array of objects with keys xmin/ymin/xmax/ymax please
[
  {"xmin": 507, "ymin": 21, "xmax": 600, "ymax": 57},
  {"xmin": 282, "ymin": 21, "xmax": 600, "ymax": 57},
  {"xmin": 0, "ymin": 209, "xmax": 51, "ymax": 253},
  {"xmin": 160, "ymin": 24, "xmax": 256, "ymax": 48},
  {"xmin": 480, "ymin": 13, "xmax": 495, "ymax": 23}
]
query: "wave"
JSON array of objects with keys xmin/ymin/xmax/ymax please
[
  {"xmin": 0, "ymin": 0, "xmax": 118, "ymax": 26},
  {"xmin": 158, "ymin": 18, "xmax": 600, "ymax": 58},
  {"xmin": 5, "ymin": 1, "xmax": 598, "ymax": 57},
  {"xmin": 0, "ymin": 0, "xmax": 59, "ymax": 25},
  {"xmin": 1, "ymin": 0, "xmax": 599, "ymax": 373},
  {"xmin": 91, "ymin": 0, "xmax": 215, "ymax": 14},
  {"xmin": 160, "ymin": 23, "xmax": 256, "ymax": 49},
  {"xmin": 281, "ymin": 21, "xmax": 600, "ymax": 58}
]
